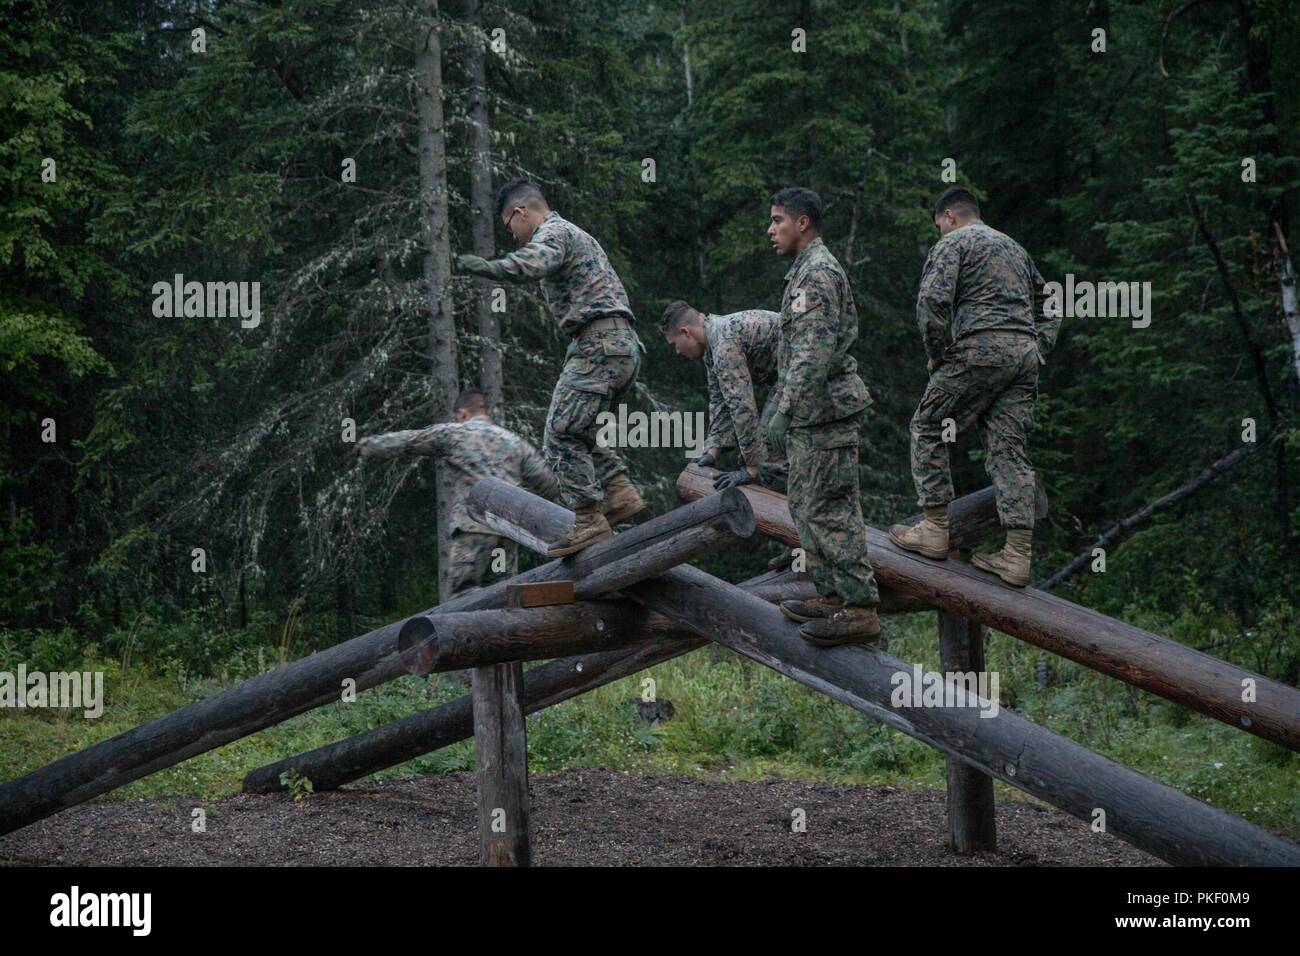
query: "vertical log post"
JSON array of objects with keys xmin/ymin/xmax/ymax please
[
  {"xmin": 471, "ymin": 661, "xmax": 530, "ymax": 866},
  {"xmin": 937, "ymin": 610, "xmax": 997, "ymax": 854},
  {"xmin": 471, "ymin": 584, "xmax": 568, "ymax": 866}
]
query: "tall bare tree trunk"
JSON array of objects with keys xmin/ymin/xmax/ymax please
[
  {"xmin": 679, "ymin": 3, "xmax": 705, "ymax": 297},
  {"xmin": 418, "ymin": 1, "xmax": 461, "ymax": 602},
  {"xmin": 465, "ymin": 0, "xmax": 502, "ymax": 415},
  {"xmin": 1275, "ymin": 224, "xmax": 1300, "ymax": 391}
]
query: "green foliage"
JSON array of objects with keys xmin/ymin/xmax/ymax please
[{"xmin": 280, "ymin": 768, "xmax": 315, "ymax": 801}]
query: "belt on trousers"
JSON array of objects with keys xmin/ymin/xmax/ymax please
[{"xmin": 575, "ymin": 314, "xmax": 633, "ymax": 337}]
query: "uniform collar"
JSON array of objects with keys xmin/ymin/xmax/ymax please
[
  {"xmin": 702, "ymin": 314, "xmax": 719, "ymax": 357},
  {"xmin": 784, "ymin": 236, "xmax": 824, "ymax": 282}
]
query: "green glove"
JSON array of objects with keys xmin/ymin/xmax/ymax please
[
  {"xmin": 455, "ymin": 254, "xmax": 492, "ymax": 276},
  {"xmin": 767, "ymin": 411, "xmax": 792, "ymax": 455}
]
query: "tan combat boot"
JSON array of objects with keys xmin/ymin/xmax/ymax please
[
  {"xmin": 600, "ymin": 473, "xmax": 648, "ymax": 525},
  {"xmin": 546, "ymin": 505, "xmax": 614, "ymax": 558},
  {"xmin": 799, "ymin": 606, "xmax": 882, "ymax": 646},
  {"xmin": 779, "ymin": 594, "xmax": 842, "ymax": 622},
  {"xmin": 970, "ymin": 528, "xmax": 1033, "ymax": 587},
  {"xmin": 887, "ymin": 505, "xmax": 950, "ymax": 560}
]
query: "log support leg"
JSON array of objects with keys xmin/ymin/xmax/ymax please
[
  {"xmin": 472, "ymin": 660, "xmax": 530, "ymax": 866},
  {"xmin": 938, "ymin": 610, "xmax": 997, "ymax": 855},
  {"xmin": 470, "ymin": 583, "xmax": 573, "ymax": 866}
]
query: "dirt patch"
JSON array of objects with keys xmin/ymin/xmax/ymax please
[{"xmin": 0, "ymin": 768, "xmax": 1161, "ymax": 866}]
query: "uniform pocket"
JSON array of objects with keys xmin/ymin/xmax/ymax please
[
  {"xmin": 560, "ymin": 351, "xmax": 612, "ymax": 395},
  {"xmin": 810, "ymin": 445, "xmax": 856, "ymax": 500}
]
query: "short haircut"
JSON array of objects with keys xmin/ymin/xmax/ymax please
[
  {"xmin": 659, "ymin": 300, "xmax": 701, "ymax": 334},
  {"xmin": 770, "ymin": 186, "xmax": 823, "ymax": 230},
  {"xmin": 495, "ymin": 178, "xmax": 547, "ymax": 219},
  {"xmin": 933, "ymin": 186, "xmax": 980, "ymax": 219},
  {"xmin": 454, "ymin": 389, "xmax": 489, "ymax": 415}
]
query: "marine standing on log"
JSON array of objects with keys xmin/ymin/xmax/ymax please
[
  {"xmin": 356, "ymin": 389, "xmax": 558, "ymax": 597},
  {"xmin": 888, "ymin": 187, "xmax": 1060, "ymax": 586},
  {"xmin": 455, "ymin": 180, "xmax": 648, "ymax": 557},
  {"xmin": 659, "ymin": 301, "xmax": 787, "ymax": 492},
  {"xmin": 765, "ymin": 187, "xmax": 882, "ymax": 645}
]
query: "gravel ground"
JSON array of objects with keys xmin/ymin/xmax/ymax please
[{"xmin": 0, "ymin": 768, "xmax": 1162, "ymax": 866}]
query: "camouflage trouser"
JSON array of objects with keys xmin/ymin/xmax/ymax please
[
  {"xmin": 786, "ymin": 411, "xmax": 879, "ymax": 608},
  {"xmin": 544, "ymin": 326, "xmax": 641, "ymax": 509},
  {"xmin": 755, "ymin": 392, "xmax": 789, "ymax": 493},
  {"xmin": 910, "ymin": 332, "xmax": 1039, "ymax": 529},
  {"xmin": 447, "ymin": 531, "xmax": 517, "ymax": 598}
]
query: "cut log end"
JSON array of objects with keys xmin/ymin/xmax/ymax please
[
  {"xmin": 398, "ymin": 615, "xmax": 438, "ymax": 676},
  {"xmin": 716, "ymin": 485, "xmax": 759, "ymax": 538}
]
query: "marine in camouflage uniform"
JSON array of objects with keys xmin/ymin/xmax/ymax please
[
  {"xmin": 889, "ymin": 187, "xmax": 1060, "ymax": 586},
  {"xmin": 910, "ymin": 222, "xmax": 1056, "ymax": 526},
  {"xmin": 702, "ymin": 309, "xmax": 787, "ymax": 489},
  {"xmin": 357, "ymin": 404, "xmax": 557, "ymax": 597},
  {"xmin": 764, "ymin": 188, "xmax": 880, "ymax": 644},
  {"xmin": 457, "ymin": 181, "xmax": 644, "ymax": 556},
  {"xmin": 660, "ymin": 302, "xmax": 786, "ymax": 490}
]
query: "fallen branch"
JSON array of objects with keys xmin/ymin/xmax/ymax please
[{"xmin": 1037, "ymin": 436, "xmax": 1265, "ymax": 591}]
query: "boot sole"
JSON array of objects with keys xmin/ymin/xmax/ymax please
[
  {"xmin": 887, "ymin": 528, "xmax": 949, "ymax": 560},
  {"xmin": 798, "ymin": 627, "xmax": 882, "ymax": 647},
  {"xmin": 969, "ymin": 555, "xmax": 1029, "ymax": 587},
  {"xmin": 779, "ymin": 603, "xmax": 826, "ymax": 623},
  {"xmin": 603, "ymin": 502, "xmax": 647, "ymax": 525},
  {"xmin": 546, "ymin": 529, "xmax": 614, "ymax": 558}
]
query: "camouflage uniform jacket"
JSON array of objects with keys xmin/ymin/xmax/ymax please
[
  {"xmin": 703, "ymin": 308, "xmax": 780, "ymax": 468},
  {"xmin": 472, "ymin": 211, "xmax": 634, "ymax": 336},
  {"xmin": 357, "ymin": 417, "xmax": 557, "ymax": 534},
  {"xmin": 775, "ymin": 237, "xmax": 872, "ymax": 429},
  {"xmin": 916, "ymin": 221, "xmax": 1060, "ymax": 362}
]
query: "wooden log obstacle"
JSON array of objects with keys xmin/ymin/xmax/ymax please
[{"xmin": 1, "ymin": 471, "xmax": 1298, "ymax": 869}]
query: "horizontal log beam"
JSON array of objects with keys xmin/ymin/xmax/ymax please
[
  {"xmin": 399, "ymin": 601, "xmax": 671, "ymax": 675},
  {"xmin": 682, "ymin": 466, "xmax": 1045, "ymax": 555},
  {"xmin": 676, "ymin": 467, "xmax": 1300, "ymax": 754}
]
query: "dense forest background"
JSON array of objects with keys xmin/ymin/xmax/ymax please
[{"xmin": 3, "ymin": 0, "xmax": 1298, "ymax": 709}]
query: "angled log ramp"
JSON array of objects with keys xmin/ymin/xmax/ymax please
[
  {"xmin": 485, "ymin": 482, "xmax": 1300, "ymax": 866},
  {"xmin": 240, "ymin": 481, "xmax": 1013, "ymax": 795},
  {"xmin": 678, "ymin": 465, "xmax": 1300, "ymax": 754},
  {"xmin": 0, "ymin": 489, "xmax": 755, "ymax": 837}
]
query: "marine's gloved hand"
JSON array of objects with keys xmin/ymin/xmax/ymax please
[
  {"xmin": 694, "ymin": 451, "xmax": 717, "ymax": 469},
  {"xmin": 455, "ymin": 254, "xmax": 492, "ymax": 276},
  {"xmin": 767, "ymin": 411, "xmax": 791, "ymax": 455},
  {"xmin": 713, "ymin": 468, "xmax": 753, "ymax": 490}
]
